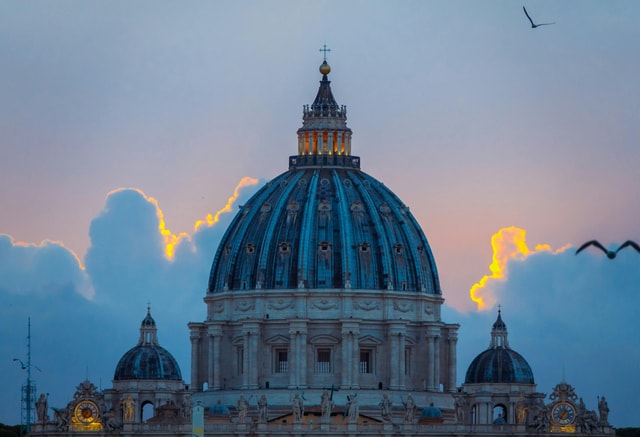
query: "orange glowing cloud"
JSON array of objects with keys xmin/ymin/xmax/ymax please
[
  {"xmin": 469, "ymin": 226, "xmax": 568, "ymax": 310},
  {"xmin": 194, "ymin": 176, "xmax": 259, "ymax": 231},
  {"xmin": 8, "ymin": 236, "xmax": 86, "ymax": 271},
  {"xmin": 116, "ymin": 177, "xmax": 259, "ymax": 260}
]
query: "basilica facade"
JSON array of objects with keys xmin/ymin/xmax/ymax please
[{"xmin": 28, "ymin": 58, "xmax": 614, "ymax": 437}]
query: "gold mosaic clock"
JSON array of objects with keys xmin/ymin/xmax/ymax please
[{"xmin": 74, "ymin": 400, "xmax": 99, "ymax": 425}]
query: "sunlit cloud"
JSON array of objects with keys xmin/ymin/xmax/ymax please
[
  {"xmin": 0, "ymin": 234, "xmax": 93, "ymax": 299},
  {"xmin": 194, "ymin": 176, "xmax": 259, "ymax": 231},
  {"xmin": 104, "ymin": 178, "xmax": 260, "ymax": 261},
  {"xmin": 469, "ymin": 226, "xmax": 569, "ymax": 310}
]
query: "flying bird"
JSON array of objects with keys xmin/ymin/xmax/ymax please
[
  {"xmin": 617, "ymin": 240, "xmax": 640, "ymax": 254},
  {"xmin": 523, "ymin": 6, "xmax": 555, "ymax": 28},
  {"xmin": 575, "ymin": 240, "xmax": 640, "ymax": 259}
]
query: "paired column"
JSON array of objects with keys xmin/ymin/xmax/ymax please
[
  {"xmin": 188, "ymin": 323, "xmax": 202, "ymax": 391},
  {"xmin": 426, "ymin": 326, "xmax": 440, "ymax": 391},
  {"xmin": 340, "ymin": 320, "xmax": 360, "ymax": 389},
  {"xmin": 288, "ymin": 320, "xmax": 308, "ymax": 389},
  {"xmin": 389, "ymin": 322, "xmax": 407, "ymax": 390},
  {"xmin": 447, "ymin": 328, "xmax": 458, "ymax": 392},
  {"xmin": 207, "ymin": 325, "xmax": 223, "ymax": 390},
  {"xmin": 242, "ymin": 321, "xmax": 260, "ymax": 389}
]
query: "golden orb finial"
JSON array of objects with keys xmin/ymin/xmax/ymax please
[{"xmin": 319, "ymin": 60, "xmax": 331, "ymax": 75}]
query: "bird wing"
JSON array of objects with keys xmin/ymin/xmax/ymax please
[
  {"xmin": 616, "ymin": 240, "xmax": 640, "ymax": 254},
  {"xmin": 523, "ymin": 6, "xmax": 535, "ymax": 26},
  {"xmin": 575, "ymin": 240, "xmax": 607, "ymax": 255}
]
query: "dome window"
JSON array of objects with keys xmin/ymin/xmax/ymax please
[
  {"xmin": 318, "ymin": 200, "xmax": 332, "ymax": 211},
  {"xmin": 359, "ymin": 242, "xmax": 370, "ymax": 253},
  {"xmin": 260, "ymin": 203, "xmax": 272, "ymax": 213},
  {"xmin": 319, "ymin": 241, "xmax": 331, "ymax": 252},
  {"xmin": 246, "ymin": 243, "xmax": 256, "ymax": 254},
  {"xmin": 394, "ymin": 244, "xmax": 403, "ymax": 255},
  {"xmin": 278, "ymin": 242, "xmax": 291, "ymax": 253}
]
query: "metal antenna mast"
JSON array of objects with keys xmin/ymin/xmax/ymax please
[{"xmin": 14, "ymin": 317, "xmax": 37, "ymax": 437}]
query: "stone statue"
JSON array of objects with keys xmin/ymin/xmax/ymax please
[
  {"xmin": 379, "ymin": 394, "xmax": 392, "ymax": 422},
  {"xmin": 320, "ymin": 390, "xmax": 333, "ymax": 422},
  {"xmin": 257, "ymin": 395, "xmax": 268, "ymax": 423},
  {"xmin": 291, "ymin": 393, "xmax": 304, "ymax": 423},
  {"xmin": 236, "ymin": 395, "xmax": 249, "ymax": 423},
  {"xmin": 182, "ymin": 394, "xmax": 193, "ymax": 420},
  {"xmin": 454, "ymin": 396, "xmax": 466, "ymax": 424},
  {"xmin": 583, "ymin": 410, "xmax": 599, "ymax": 434},
  {"xmin": 36, "ymin": 393, "xmax": 49, "ymax": 423},
  {"xmin": 515, "ymin": 394, "xmax": 528, "ymax": 424},
  {"xmin": 403, "ymin": 395, "xmax": 416, "ymax": 423},
  {"xmin": 533, "ymin": 406, "xmax": 549, "ymax": 433},
  {"xmin": 103, "ymin": 408, "xmax": 121, "ymax": 431},
  {"xmin": 122, "ymin": 395, "xmax": 135, "ymax": 422},
  {"xmin": 53, "ymin": 406, "xmax": 70, "ymax": 431},
  {"xmin": 598, "ymin": 396, "xmax": 609, "ymax": 426},
  {"xmin": 345, "ymin": 394, "xmax": 359, "ymax": 423}
]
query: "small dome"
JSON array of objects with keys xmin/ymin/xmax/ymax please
[
  {"xmin": 209, "ymin": 401, "xmax": 230, "ymax": 415},
  {"xmin": 114, "ymin": 345, "xmax": 182, "ymax": 381},
  {"xmin": 113, "ymin": 308, "xmax": 182, "ymax": 381},
  {"xmin": 464, "ymin": 347, "xmax": 534, "ymax": 384},
  {"xmin": 421, "ymin": 403, "xmax": 442, "ymax": 418},
  {"xmin": 464, "ymin": 310, "xmax": 535, "ymax": 384}
]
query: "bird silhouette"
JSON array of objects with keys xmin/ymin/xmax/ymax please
[
  {"xmin": 523, "ymin": 6, "xmax": 555, "ymax": 28},
  {"xmin": 575, "ymin": 240, "xmax": 640, "ymax": 259},
  {"xmin": 13, "ymin": 358, "xmax": 42, "ymax": 371}
]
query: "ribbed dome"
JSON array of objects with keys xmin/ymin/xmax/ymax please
[
  {"xmin": 464, "ymin": 310, "xmax": 534, "ymax": 384},
  {"xmin": 464, "ymin": 347, "xmax": 534, "ymax": 384},
  {"xmin": 114, "ymin": 345, "xmax": 182, "ymax": 381},
  {"xmin": 208, "ymin": 166, "xmax": 441, "ymax": 293},
  {"xmin": 114, "ymin": 308, "xmax": 182, "ymax": 381},
  {"xmin": 207, "ymin": 61, "xmax": 440, "ymax": 295}
]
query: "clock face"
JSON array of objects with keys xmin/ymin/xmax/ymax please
[
  {"xmin": 552, "ymin": 402, "xmax": 576, "ymax": 426},
  {"xmin": 74, "ymin": 400, "xmax": 99, "ymax": 424}
]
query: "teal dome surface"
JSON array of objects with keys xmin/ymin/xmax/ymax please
[
  {"xmin": 464, "ymin": 347, "xmax": 534, "ymax": 384},
  {"xmin": 113, "ymin": 309, "xmax": 182, "ymax": 381},
  {"xmin": 207, "ymin": 161, "xmax": 441, "ymax": 294},
  {"xmin": 464, "ymin": 311, "xmax": 534, "ymax": 384}
]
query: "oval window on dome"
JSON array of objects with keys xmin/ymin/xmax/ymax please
[
  {"xmin": 260, "ymin": 203, "xmax": 272, "ymax": 213},
  {"xmin": 359, "ymin": 242, "xmax": 370, "ymax": 253},
  {"xmin": 246, "ymin": 243, "xmax": 256, "ymax": 254}
]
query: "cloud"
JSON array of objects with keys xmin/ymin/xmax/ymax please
[
  {"xmin": 1, "ymin": 202, "xmax": 638, "ymax": 427},
  {"xmin": 469, "ymin": 226, "xmax": 570, "ymax": 310},
  {"xmin": 0, "ymin": 178, "xmax": 260, "ymax": 426},
  {"xmin": 0, "ymin": 235, "xmax": 91, "ymax": 298},
  {"xmin": 452, "ymin": 227, "xmax": 640, "ymax": 427}
]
